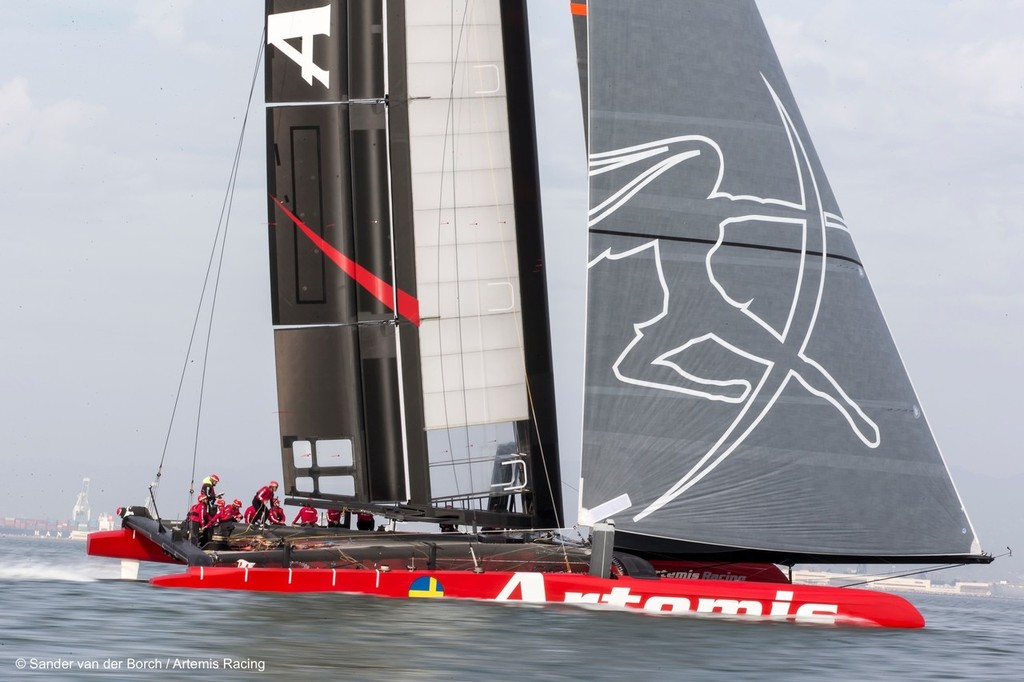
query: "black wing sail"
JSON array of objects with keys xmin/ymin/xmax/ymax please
[
  {"xmin": 576, "ymin": 0, "xmax": 988, "ymax": 564},
  {"xmin": 265, "ymin": 0, "xmax": 560, "ymax": 529}
]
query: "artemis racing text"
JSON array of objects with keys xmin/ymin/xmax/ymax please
[{"xmin": 495, "ymin": 573, "xmax": 839, "ymax": 624}]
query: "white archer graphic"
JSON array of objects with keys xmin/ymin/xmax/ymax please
[{"xmin": 587, "ymin": 76, "xmax": 881, "ymax": 522}]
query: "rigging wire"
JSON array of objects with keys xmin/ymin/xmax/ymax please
[
  {"xmin": 146, "ymin": 29, "xmax": 266, "ymax": 516},
  {"xmin": 430, "ymin": 0, "xmax": 475, "ymax": 502},
  {"xmin": 185, "ymin": 31, "xmax": 267, "ymax": 511}
]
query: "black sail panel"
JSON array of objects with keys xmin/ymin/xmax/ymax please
[
  {"xmin": 267, "ymin": 103, "xmax": 356, "ymax": 326},
  {"xmin": 266, "ymin": 0, "xmax": 421, "ymax": 506},
  {"xmin": 266, "ymin": 0, "xmax": 347, "ymax": 103},
  {"xmin": 578, "ymin": 0, "xmax": 985, "ymax": 563},
  {"xmin": 263, "ymin": 0, "xmax": 559, "ymax": 529},
  {"xmin": 273, "ymin": 326, "xmax": 366, "ymax": 501}
]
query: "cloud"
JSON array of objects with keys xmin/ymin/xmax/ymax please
[
  {"xmin": 0, "ymin": 77, "xmax": 101, "ymax": 161},
  {"xmin": 938, "ymin": 40, "xmax": 1024, "ymax": 117},
  {"xmin": 130, "ymin": 0, "xmax": 194, "ymax": 44}
]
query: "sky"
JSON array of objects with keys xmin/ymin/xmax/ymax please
[{"xmin": 2, "ymin": 1, "xmax": 1022, "ymax": 577}]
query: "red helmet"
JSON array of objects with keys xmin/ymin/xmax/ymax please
[
  {"xmin": 210, "ymin": 474, "xmax": 220, "ymax": 483},
  {"xmin": 198, "ymin": 494, "xmax": 207, "ymax": 502},
  {"xmin": 232, "ymin": 499, "xmax": 242, "ymax": 507},
  {"xmin": 216, "ymin": 498, "xmax": 226, "ymax": 507},
  {"xmin": 270, "ymin": 481, "xmax": 279, "ymax": 489}
]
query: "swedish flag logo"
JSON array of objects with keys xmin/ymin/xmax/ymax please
[{"xmin": 408, "ymin": 576, "xmax": 445, "ymax": 598}]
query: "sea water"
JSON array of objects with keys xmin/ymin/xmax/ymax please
[{"xmin": 1, "ymin": 536, "xmax": 1021, "ymax": 681}]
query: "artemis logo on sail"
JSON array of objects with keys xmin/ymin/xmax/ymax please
[
  {"xmin": 496, "ymin": 573, "xmax": 838, "ymax": 624},
  {"xmin": 268, "ymin": 5, "xmax": 331, "ymax": 88},
  {"xmin": 587, "ymin": 76, "xmax": 881, "ymax": 522}
]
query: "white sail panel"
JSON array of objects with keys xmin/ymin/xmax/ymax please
[
  {"xmin": 412, "ymin": 206, "xmax": 517, "ymax": 247},
  {"xmin": 419, "ymin": 315, "xmax": 522, "ymax": 356},
  {"xmin": 406, "ymin": 0, "xmax": 528, "ymax": 431},
  {"xmin": 409, "ymin": 169, "xmax": 515, "ymax": 209},
  {"xmin": 407, "ymin": 98, "xmax": 510, "ymax": 135}
]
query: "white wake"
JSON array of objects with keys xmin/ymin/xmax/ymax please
[{"xmin": 0, "ymin": 557, "xmax": 121, "ymax": 582}]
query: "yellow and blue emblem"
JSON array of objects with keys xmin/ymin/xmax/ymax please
[{"xmin": 407, "ymin": 576, "xmax": 445, "ymax": 598}]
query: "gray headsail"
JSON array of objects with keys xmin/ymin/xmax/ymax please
[
  {"xmin": 576, "ymin": 0, "xmax": 988, "ymax": 564},
  {"xmin": 264, "ymin": 0, "xmax": 560, "ymax": 529}
]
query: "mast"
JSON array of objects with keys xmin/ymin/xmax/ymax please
[{"xmin": 264, "ymin": 0, "xmax": 560, "ymax": 530}]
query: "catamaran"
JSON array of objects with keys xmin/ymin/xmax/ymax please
[{"xmin": 88, "ymin": 0, "xmax": 991, "ymax": 628}]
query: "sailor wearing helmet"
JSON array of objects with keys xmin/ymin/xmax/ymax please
[
  {"xmin": 200, "ymin": 474, "xmax": 221, "ymax": 518},
  {"xmin": 250, "ymin": 480, "xmax": 279, "ymax": 526}
]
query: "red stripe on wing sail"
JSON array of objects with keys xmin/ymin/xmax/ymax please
[{"xmin": 271, "ymin": 195, "xmax": 420, "ymax": 326}]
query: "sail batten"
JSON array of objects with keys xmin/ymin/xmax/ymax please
[{"xmin": 576, "ymin": 0, "xmax": 985, "ymax": 562}]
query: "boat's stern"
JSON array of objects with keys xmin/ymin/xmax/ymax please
[
  {"xmin": 87, "ymin": 528, "xmax": 181, "ymax": 564},
  {"xmin": 86, "ymin": 508, "xmax": 213, "ymax": 568}
]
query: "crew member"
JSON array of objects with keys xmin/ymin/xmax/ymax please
[
  {"xmin": 185, "ymin": 494, "xmax": 210, "ymax": 544},
  {"xmin": 267, "ymin": 497, "xmax": 286, "ymax": 525},
  {"xmin": 293, "ymin": 503, "xmax": 319, "ymax": 527},
  {"xmin": 200, "ymin": 474, "xmax": 221, "ymax": 518},
  {"xmin": 209, "ymin": 498, "xmax": 240, "ymax": 526},
  {"xmin": 356, "ymin": 511, "xmax": 374, "ymax": 531},
  {"xmin": 326, "ymin": 508, "xmax": 345, "ymax": 528},
  {"xmin": 251, "ymin": 480, "xmax": 279, "ymax": 526}
]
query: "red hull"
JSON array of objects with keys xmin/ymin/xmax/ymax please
[
  {"xmin": 150, "ymin": 566, "xmax": 924, "ymax": 628},
  {"xmin": 87, "ymin": 529, "xmax": 181, "ymax": 564},
  {"xmin": 87, "ymin": 527, "xmax": 924, "ymax": 627}
]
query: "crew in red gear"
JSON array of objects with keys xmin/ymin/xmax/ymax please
[
  {"xmin": 209, "ymin": 498, "xmax": 242, "ymax": 526},
  {"xmin": 250, "ymin": 481, "xmax": 279, "ymax": 526},
  {"xmin": 326, "ymin": 508, "xmax": 345, "ymax": 528},
  {"xmin": 185, "ymin": 495, "xmax": 210, "ymax": 544},
  {"xmin": 267, "ymin": 497, "xmax": 286, "ymax": 526},
  {"xmin": 356, "ymin": 511, "xmax": 374, "ymax": 531},
  {"xmin": 293, "ymin": 504, "xmax": 319, "ymax": 526},
  {"xmin": 186, "ymin": 495, "xmax": 209, "ymax": 525}
]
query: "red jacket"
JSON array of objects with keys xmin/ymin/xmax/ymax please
[
  {"xmin": 243, "ymin": 506, "xmax": 256, "ymax": 523},
  {"xmin": 186, "ymin": 501, "xmax": 209, "ymax": 527},
  {"xmin": 255, "ymin": 485, "xmax": 276, "ymax": 505},
  {"xmin": 210, "ymin": 506, "xmax": 241, "ymax": 525},
  {"xmin": 268, "ymin": 506, "xmax": 286, "ymax": 525},
  {"xmin": 293, "ymin": 506, "xmax": 319, "ymax": 526}
]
